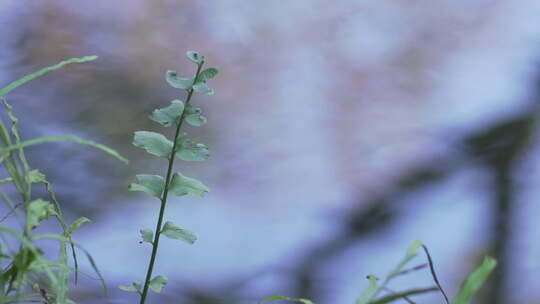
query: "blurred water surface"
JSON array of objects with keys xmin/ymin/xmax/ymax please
[{"xmin": 1, "ymin": 1, "xmax": 540, "ymax": 303}]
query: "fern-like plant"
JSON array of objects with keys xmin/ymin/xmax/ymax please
[{"xmin": 119, "ymin": 51, "xmax": 218, "ymax": 304}]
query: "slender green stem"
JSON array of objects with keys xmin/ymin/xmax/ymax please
[
  {"xmin": 369, "ymin": 287, "xmax": 439, "ymax": 304},
  {"xmin": 422, "ymin": 245, "xmax": 449, "ymax": 304},
  {"xmin": 139, "ymin": 61, "xmax": 204, "ymax": 304}
]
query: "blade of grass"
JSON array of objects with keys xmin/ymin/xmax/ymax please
[
  {"xmin": 0, "ymin": 56, "xmax": 98, "ymax": 97},
  {"xmin": 0, "ymin": 135, "xmax": 128, "ymax": 164},
  {"xmin": 32, "ymin": 233, "xmax": 108, "ymax": 295},
  {"xmin": 2, "ymin": 98, "xmax": 30, "ymax": 175},
  {"xmin": 259, "ymin": 295, "xmax": 315, "ymax": 304},
  {"xmin": 451, "ymin": 257, "xmax": 497, "ymax": 304},
  {"xmin": 0, "ymin": 116, "xmax": 28, "ymax": 202},
  {"xmin": 370, "ymin": 287, "xmax": 439, "ymax": 304}
]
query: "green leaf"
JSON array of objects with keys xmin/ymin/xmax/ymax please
[
  {"xmin": 186, "ymin": 51, "xmax": 203, "ymax": 63},
  {"xmin": 356, "ymin": 275, "xmax": 379, "ymax": 304},
  {"xmin": 0, "ymin": 226, "xmax": 60, "ymax": 288},
  {"xmin": 119, "ymin": 281, "xmax": 142, "ymax": 294},
  {"xmin": 0, "ymin": 135, "xmax": 128, "ymax": 164},
  {"xmin": 169, "ymin": 172, "xmax": 210, "ymax": 197},
  {"xmin": 198, "ymin": 68, "xmax": 219, "ymax": 81},
  {"xmin": 161, "ymin": 221, "xmax": 197, "ymax": 244},
  {"xmin": 66, "ymin": 217, "xmax": 91, "ymax": 235},
  {"xmin": 192, "ymin": 81, "xmax": 214, "ymax": 95},
  {"xmin": 133, "ymin": 131, "xmax": 173, "ymax": 158},
  {"xmin": 175, "ymin": 134, "xmax": 210, "ymax": 161},
  {"xmin": 26, "ymin": 169, "xmax": 46, "ymax": 184},
  {"xmin": 148, "ymin": 275, "xmax": 168, "ymax": 293},
  {"xmin": 149, "ymin": 99, "xmax": 184, "ymax": 127},
  {"xmin": 0, "ymin": 55, "xmax": 98, "ymax": 97},
  {"xmin": 26, "ymin": 199, "xmax": 57, "ymax": 230},
  {"xmin": 260, "ymin": 295, "xmax": 315, "ymax": 304},
  {"xmin": 165, "ymin": 70, "xmax": 195, "ymax": 89},
  {"xmin": 388, "ymin": 240, "xmax": 423, "ymax": 278},
  {"xmin": 451, "ymin": 256, "xmax": 497, "ymax": 304},
  {"xmin": 128, "ymin": 174, "xmax": 165, "ymax": 198},
  {"xmin": 140, "ymin": 228, "xmax": 153, "ymax": 244},
  {"xmin": 184, "ymin": 104, "xmax": 207, "ymax": 127},
  {"xmin": 77, "ymin": 242, "xmax": 108, "ymax": 295}
]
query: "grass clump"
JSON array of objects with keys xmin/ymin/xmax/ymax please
[{"xmin": 0, "ymin": 56, "xmax": 127, "ymax": 303}]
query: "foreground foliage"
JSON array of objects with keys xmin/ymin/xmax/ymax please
[
  {"xmin": 0, "ymin": 57, "xmax": 127, "ymax": 303},
  {"xmin": 262, "ymin": 241, "xmax": 496, "ymax": 304}
]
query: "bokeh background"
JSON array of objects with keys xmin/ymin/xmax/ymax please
[{"xmin": 1, "ymin": 1, "xmax": 540, "ymax": 303}]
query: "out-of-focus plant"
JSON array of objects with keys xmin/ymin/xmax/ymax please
[
  {"xmin": 261, "ymin": 241, "xmax": 496, "ymax": 304},
  {"xmin": 0, "ymin": 56, "xmax": 128, "ymax": 303},
  {"xmin": 119, "ymin": 51, "xmax": 218, "ymax": 304}
]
